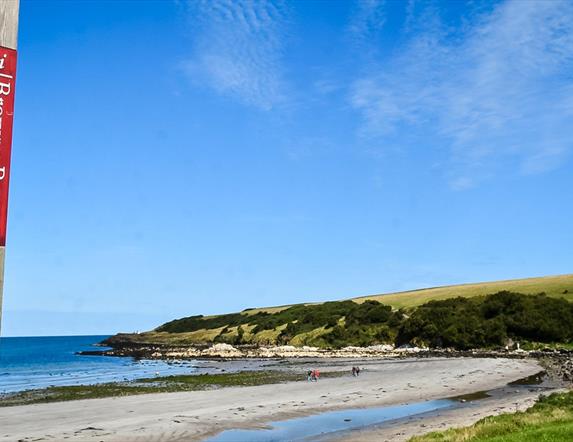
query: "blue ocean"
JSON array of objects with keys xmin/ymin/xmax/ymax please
[{"xmin": 0, "ymin": 335, "xmax": 197, "ymax": 393}]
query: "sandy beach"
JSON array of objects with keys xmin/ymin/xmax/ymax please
[{"xmin": 0, "ymin": 357, "xmax": 552, "ymax": 442}]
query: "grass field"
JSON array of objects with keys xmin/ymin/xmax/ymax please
[
  {"xmin": 410, "ymin": 391, "xmax": 573, "ymax": 442},
  {"xmin": 246, "ymin": 274, "xmax": 573, "ymax": 314},
  {"xmin": 353, "ymin": 274, "xmax": 573, "ymax": 309}
]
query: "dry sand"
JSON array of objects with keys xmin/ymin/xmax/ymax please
[{"xmin": 0, "ymin": 357, "xmax": 549, "ymax": 442}]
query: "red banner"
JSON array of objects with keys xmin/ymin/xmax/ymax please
[{"xmin": 0, "ymin": 47, "xmax": 17, "ymax": 247}]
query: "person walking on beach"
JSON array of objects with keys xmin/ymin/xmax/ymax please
[{"xmin": 307, "ymin": 369, "xmax": 319, "ymax": 382}]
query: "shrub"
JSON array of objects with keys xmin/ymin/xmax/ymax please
[{"xmin": 397, "ymin": 292, "xmax": 573, "ymax": 349}]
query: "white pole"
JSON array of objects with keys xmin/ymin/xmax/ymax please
[{"xmin": 0, "ymin": 0, "xmax": 20, "ymax": 334}]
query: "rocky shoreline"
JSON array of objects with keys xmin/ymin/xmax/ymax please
[{"xmin": 80, "ymin": 338, "xmax": 573, "ymax": 384}]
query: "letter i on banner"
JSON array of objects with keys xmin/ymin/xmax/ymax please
[{"xmin": 0, "ymin": 1, "xmax": 20, "ymax": 334}]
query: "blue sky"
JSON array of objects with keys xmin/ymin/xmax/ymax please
[{"xmin": 3, "ymin": 0, "xmax": 572, "ymax": 336}]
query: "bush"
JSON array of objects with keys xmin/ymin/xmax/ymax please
[{"xmin": 397, "ymin": 292, "xmax": 573, "ymax": 349}]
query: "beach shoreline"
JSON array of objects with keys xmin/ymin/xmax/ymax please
[
  {"xmin": 0, "ymin": 356, "xmax": 560, "ymax": 442},
  {"xmin": 84, "ymin": 336, "xmax": 573, "ymax": 362},
  {"xmin": 327, "ymin": 385, "xmax": 567, "ymax": 442}
]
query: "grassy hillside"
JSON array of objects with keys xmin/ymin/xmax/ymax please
[
  {"xmin": 242, "ymin": 274, "xmax": 573, "ymax": 315},
  {"xmin": 105, "ymin": 274, "xmax": 573, "ymax": 350},
  {"xmin": 355, "ymin": 274, "xmax": 573, "ymax": 309}
]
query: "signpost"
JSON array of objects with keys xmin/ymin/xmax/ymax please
[{"xmin": 0, "ymin": 0, "xmax": 19, "ymax": 333}]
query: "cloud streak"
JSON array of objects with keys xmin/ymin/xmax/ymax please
[
  {"xmin": 348, "ymin": 0, "xmax": 386, "ymax": 47},
  {"xmin": 182, "ymin": 0, "xmax": 288, "ymax": 110},
  {"xmin": 351, "ymin": 0, "xmax": 573, "ymax": 187}
]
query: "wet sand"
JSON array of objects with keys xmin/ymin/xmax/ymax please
[
  {"xmin": 330, "ymin": 380, "xmax": 565, "ymax": 441},
  {"xmin": 0, "ymin": 357, "xmax": 548, "ymax": 442}
]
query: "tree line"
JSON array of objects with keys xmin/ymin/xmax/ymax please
[{"xmin": 156, "ymin": 291, "xmax": 573, "ymax": 350}]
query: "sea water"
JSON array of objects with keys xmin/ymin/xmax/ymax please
[{"xmin": 0, "ymin": 335, "xmax": 196, "ymax": 393}]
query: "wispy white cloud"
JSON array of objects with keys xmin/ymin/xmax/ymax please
[
  {"xmin": 181, "ymin": 0, "xmax": 288, "ymax": 110},
  {"xmin": 350, "ymin": 0, "xmax": 573, "ymax": 188},
  {"xmin": 347, "ymin": 0, "xmax": 386, "ymax": 48}
]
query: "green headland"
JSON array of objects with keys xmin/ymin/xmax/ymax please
[{"xmin": 105, "ymin": 274, "xmax": 573, "ymax": 350}]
